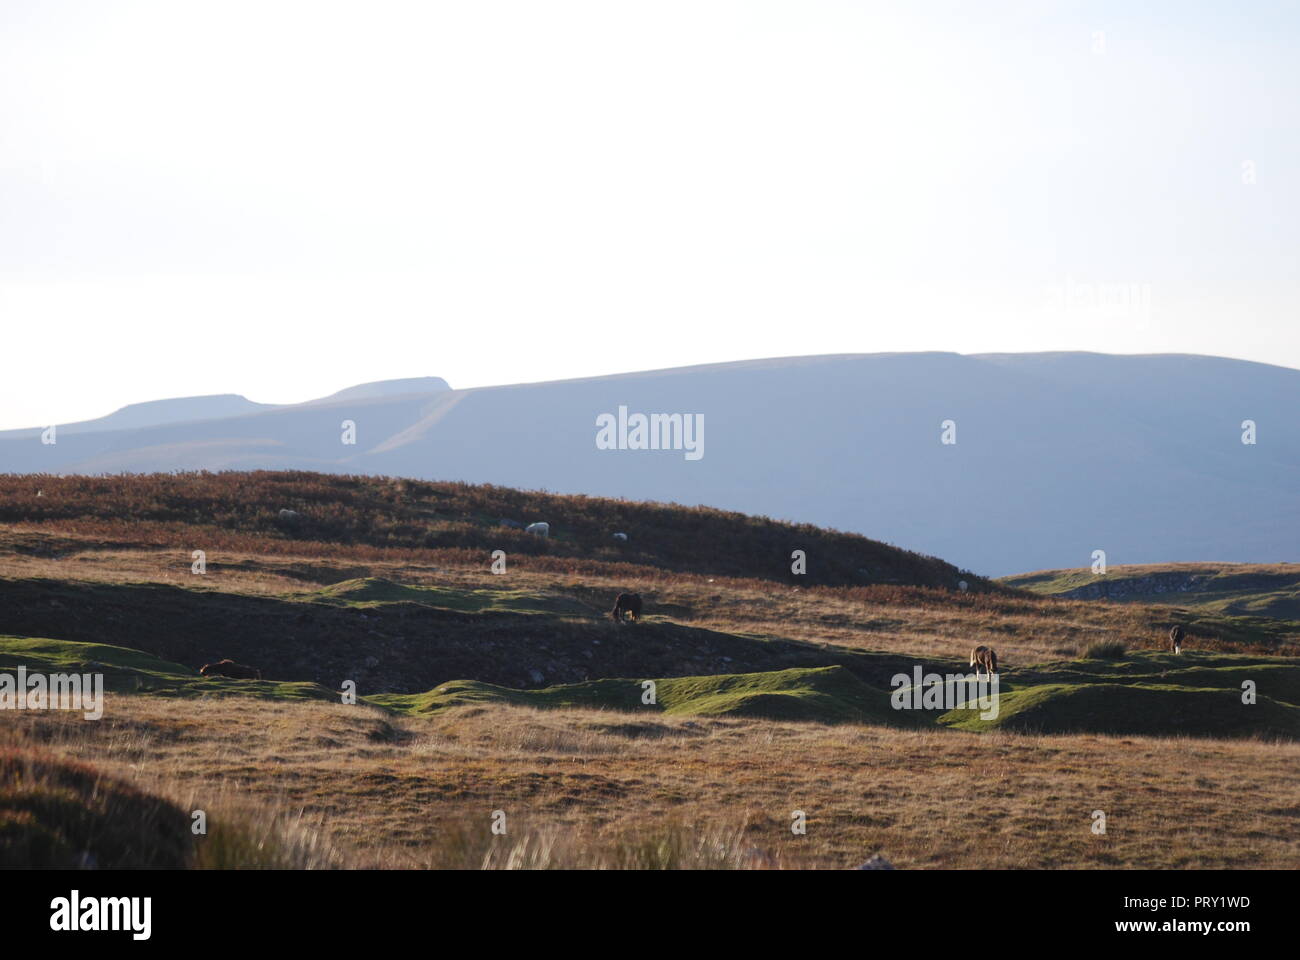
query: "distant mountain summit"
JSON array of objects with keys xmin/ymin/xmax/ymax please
[
  {"xmin": 1, "ymin": 353, "xmax": 1296, "ymax": 576},
  {"xmin": 310, "ymin": 377, "xmax": 451, "ymax": 404},
  {"xmin": 96, "ymin": 394, "xmax": 273, "ymax": 430}
]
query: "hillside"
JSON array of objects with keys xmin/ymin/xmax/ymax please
[
  {"xmin": 3, "ymin": 353, "xmax": 1299, "ymax": 575},
  {"xmin": 1, "ymin": 471, "xmax": 1298, "ymax": 869},
  {"xmin": 1003, "ymin": 563, "xmax": 1300, "ymax": 643},
  {"xmin": 0, "ymin": 471, "xmax": 988, "ymax": 591},
  {"xmin": 1004, "ymin": 563, "xmax": 1300, "ymax": 615}
]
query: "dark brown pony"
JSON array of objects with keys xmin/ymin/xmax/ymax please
[
  {"xmin": 200, "ymin": 659, "xmax": 262, "ymax": 680},
  {"xmin": 969, "ymin": 645, "xmax": 998, "ymax": 677},
  {"xmin": 611, "ymin": 593, "xmax": 642, "ymax": 623},
  {"xmin": 1169, "ymin": 625, "xmax": 1185, "ymax": 654}
]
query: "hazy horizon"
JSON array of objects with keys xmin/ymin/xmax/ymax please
[{"xmin": 9, "ymin": 347, "xmax": 1300, "ymax": 430}]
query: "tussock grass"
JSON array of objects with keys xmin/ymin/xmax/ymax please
[
  {"xmin": 389, "ymin": 820, "xmax": 773, "ymax": 870},
  {"xmin": 1083, "ymin": 640, "xmax": 1126, "ymax": 659},
  {"xmin": 4, "ymin": 695, "xmax": 1299, "ymax": 869},
  {"xmin": 0, "ymin": 748, "xmax": 191, "ymax": 867}
]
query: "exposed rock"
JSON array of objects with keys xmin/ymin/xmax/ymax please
[{"xmin": 1061, "ymin": 573, "xmax": 1213, "ymax": 600}]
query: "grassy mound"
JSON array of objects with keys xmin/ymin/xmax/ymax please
[
  {"xmin": 1013, "ymin": 651, "xmax": 1300, "ymax": 703},
  {"xmin": 939, "ymin": 682, "xmax": 1300, "ymax": 740},
  {"xmin": 6, "ymin": 636, "xmax": 1296, "ymax": 740},
  {"xmin": 369, "ymin": 665, "xmax": 910, "ymax": 725},
  {"xmin": 0, "ymin": 749, "xmax": 191, "ymax": 867},
  {"xmin": 0, "ymin": 635, "xmax": 338, "ymax": 704},
  {"xmin": 936, "ymin": 651, "xmax": 1300, "ymax": 739},
  {"xmin": 315, "ymin": 577, "xmax": 431, "ymax": 604}
]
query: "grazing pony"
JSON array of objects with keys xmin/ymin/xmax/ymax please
[
  {"xmin": 969, "ymin": 645, "xmax": 998, "ymax": 677},
  {"xmin": 200, "ymin": 659, "xmax": 262, "ymax": 680},
  {"xmin": 1169, "ymin": 625, "xmax": 1185, "ymax": 654},
  {"xmin": 611, "ymin": 592, "xmax": 642, "ymax": 623}
]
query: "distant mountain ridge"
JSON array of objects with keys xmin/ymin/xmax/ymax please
[
  {"xmin": 0, "ymin": 376, "xmax": 453, "ymax": 442},
  {"xmin": 3, "ymin": 393, "xmax": 277, "ymax": 437},
  {"xmin": 1, "ymin": 353, "xmax": 1296, "ymax": 576}
]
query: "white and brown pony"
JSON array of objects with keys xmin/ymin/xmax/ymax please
[{"xmin": 969, "ymin": 645, "xmax": 998, "ymax": 677}]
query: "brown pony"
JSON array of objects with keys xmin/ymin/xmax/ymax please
[
  {"xmin": 200, "ymin": 659, "xmax": 262, "ymax": 680},
  {"xmin": 611, "ymin": 593, "xmax": 642, "ymax": 623},
  {"xmin": 969, "ymin": 645, "xmax": 998, "ymax": 677}
]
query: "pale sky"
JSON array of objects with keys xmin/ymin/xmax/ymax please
[{"xmin": 2, "ymin": 0, "xmax": 1297, "ymax": 429}]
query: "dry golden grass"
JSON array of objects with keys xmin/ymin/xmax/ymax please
[{"xmin": 5, "ymin": 694, "xmax": 1297, "ymax": 869}]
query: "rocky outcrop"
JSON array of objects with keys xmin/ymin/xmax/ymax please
[{"xmin": 1061, "ymin": 573, "xmax": 1212, "ymax": 601}]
